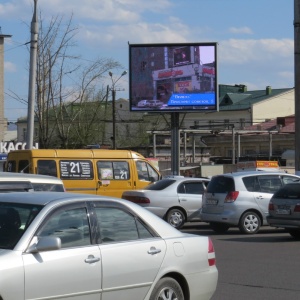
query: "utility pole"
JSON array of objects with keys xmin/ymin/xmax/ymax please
[
  {"xmin": 0, "ymin": 30, "xmax": 12, "ymax": 142},
  {"xmin": 108, "ymin": 71, "xmax": 127, "ymax": 149},
  {"xmin": 26, "ymin": 0, "xmax": 38, "ymax": 149}
]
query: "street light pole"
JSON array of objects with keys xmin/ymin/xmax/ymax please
[
  {"xmin": 109, "ymin": 71, "xmax": 127, "ymax": 150},
  {"xmin": 111, "ymin": 88, "xmax": 116, "ymax": 149}
]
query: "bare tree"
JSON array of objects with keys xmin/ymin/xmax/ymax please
[
  {"xmin": 5, "ymin": 15, "xmax": 123, "ymax": 148},
  {"xmin": 35, "ymin": 13, "xmax": 122, "ymax": 148}
]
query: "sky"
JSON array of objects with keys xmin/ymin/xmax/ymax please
[{"xmin": 0, "ymin": 0, "xmax": 294, "ymax": 123}]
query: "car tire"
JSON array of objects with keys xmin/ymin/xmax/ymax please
[
  {"xmin": 288, "ymin": 229, "xmax": 300, "ymax": 239},
  {"xmin": 166, "ymin": 209, "xmax": 185, "ymax": 229},
  {"xmin": 150, "ymin": 277, "xmax": 184, "ymax": 300},
  {"xmin": 239, "ymin": 211, "xmax": 261, "ymax": 234},
  {"xmin": 210, "ymin": 222, "xmax": 230, "ymax": 233}
]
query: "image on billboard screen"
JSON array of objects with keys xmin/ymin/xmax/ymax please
[{"xmin": 129, "ymin": 43, "xmax": 218, "ymax": 112}]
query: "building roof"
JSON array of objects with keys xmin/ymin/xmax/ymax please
[
  {"xmin": 244, "ymin": 115, "xmax": 295, "ymax": 133},
  {"xmin": 219, "ymin": 85, "xmax": 293, "ymax": 111}
]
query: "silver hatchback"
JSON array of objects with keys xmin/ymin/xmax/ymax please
[{"xmin": 201, "ymin": 171, "xmax": 300, "ymax": 234}]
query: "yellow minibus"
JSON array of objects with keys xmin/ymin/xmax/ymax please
[{"xmin": 5, "ymin": 149, "xmax": 161, "ymax": 198}]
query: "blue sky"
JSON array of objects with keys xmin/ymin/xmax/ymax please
[{"xmin": 0, "ymin": 0, "xmax": 294, "ymax": 122}]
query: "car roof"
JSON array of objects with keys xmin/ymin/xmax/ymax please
[
  {"xmin": 162, "ymin": 176, "xmax": 210, "ymax": 182},
  {"xmin": 0, "ymin": 191, "xmax": 119, "ymax": 206},
  {"xmin": 0, "ymin": 192, "xmax": 184, "ymax": 239},
  {"xmin": 0, "ymin": 172, "xmax": 63, "ymax": 183},
  {"xmin": 217, "ymin": 171, "xmax": 300, "ymax": 178}
]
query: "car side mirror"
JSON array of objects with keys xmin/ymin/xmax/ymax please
[
  {"xmin": 27, "ymin": 236, "xmax": 61, "ymax": 253},
  {"xmin": 149, "ymin": 176, "xmax": 156, "ymax": 183}
]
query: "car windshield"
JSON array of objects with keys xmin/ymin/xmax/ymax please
[
  {"xmin": 145, "ymin": 179, "xmax": 176, "ymax": 190},
  {"xmin": 0, "ymin": 202, "xmax": 43, "ymax": 250}
]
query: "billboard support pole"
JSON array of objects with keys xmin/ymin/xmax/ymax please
[
  {"xmin": 171, "ymin": 112, "xmax": 180, "ymax": 175},
  {"xmin": 295, "ymin": 0, "xmax": 300, "ymax": 175}
]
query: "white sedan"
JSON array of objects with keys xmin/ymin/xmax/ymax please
[
  {"xmin": 122, "ymin": 177, "xmax": 210, "ymax": 229},
  {"xmin": 0, "ymin": 192, "xmax": 218, "ymax": 300}
]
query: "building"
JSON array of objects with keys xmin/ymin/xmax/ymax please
[{"xmin": 13, "ymin": 84, "xmax": 296, "ymax": 171}]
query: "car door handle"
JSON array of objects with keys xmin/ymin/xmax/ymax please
[
  {"xmin": 85, "ymin": 255, "xmax": 100, "ymax": 264},
  {"xmin": 147, "ymin": 247, "xmax": 161, "ymax": 255}
]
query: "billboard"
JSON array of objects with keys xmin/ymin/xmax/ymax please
[{"xmin": 129, "ymin": 43, "xmax": 218, "ymax": 112}]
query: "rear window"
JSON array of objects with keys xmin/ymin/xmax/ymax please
[
  {"xmin": 207, "ymin": 176, "xmax": 235, "ymax": 193},
  {"xmin": 273, "ymin": 184, "xmax": 300, "ymax": 199},
  {"xmin": 31, "ymin": 183, "xmax": 65, "ymax": 192},
  {"xmin": 0, "ymin": 181, "xmax": 33, "ymax": 192},
  {"xmin": 145, "ymin": 179, "xmax": 176, "ymax": 190}
]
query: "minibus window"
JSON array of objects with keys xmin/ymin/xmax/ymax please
[
  {"xmin": 37, "ymin": 160, "xmax": 57, "ymax": 177},
  {"xmin": 136, "ymin": 161, "xmax": 159, "ymax": 182},
  {"xmin": 19, "ymin": 160, "xmax": 30, "ymax": 173},
  {"xmin": 97, "ymin": 161, "xmax": 130, "ymax": 180},
  {"xmin": 6, "ymin": 161, "xmax": 16, "ymax": 172}
]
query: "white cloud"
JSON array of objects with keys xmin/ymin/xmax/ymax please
[
  {"xmin": 80, "ymin": 17, "xmax": 191, "ymax": 46},
  {"xmin": 229, "ymin": 27, "xmax": 253, "ymax": 35},
  {"xmin": 0, "ymin": 0, "xmax": 30, "ymax": 19},
  {"xmin": 4, "ymin": 61, "xmax": 17, "ymax": 72},
  {"xmin": 220, "ymin": 38, "xmax": 294, "ymax": 65},
  {"xmin": 33, "ymin": 0, "xmax": 171, "ymax": 23}
]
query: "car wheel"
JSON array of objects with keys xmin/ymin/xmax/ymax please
[
  {"xmin": 166, "ymin": 209, "xmax": 185, "ymax": 229},
  {"xmin": 210, "ymin": 222, "xmax": 230, "ymax": 233},
  {"xmin": 150, "ymin": 277, "xmax": 184, "ymax": 300},
  {"xmin": 288, "ymin": 229, "xmax": 300, "ymax": 239},
  {"xmin": 239, "ymin": 211, "xmax": 261, "ymax": 234}
]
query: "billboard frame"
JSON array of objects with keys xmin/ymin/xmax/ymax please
[{"xmin": 129, "ymin": 42, "xmax": 218, "ymax": 113}]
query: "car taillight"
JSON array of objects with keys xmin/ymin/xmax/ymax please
[
  {"xmin": 268, "ymin": 202, "xmax": 274, "ymax": 211},
  {"xmin": 225, "ymin": 191, "xmax": 239, "ymax": 203},
  {"xmin": 122, "ymin": 196, "xmax": 150, "ymax": 204},
  {"xmin": 294, "ymin": 203, "xmax": 300, "ymax": 212},
  {"xmin": 208, "ymin": 237, "xmax": 216, "ymax": 267}
]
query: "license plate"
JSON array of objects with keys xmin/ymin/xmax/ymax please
[
  {"xmin": 206, "ymin": 199, "xmax": 218, "ymax": 205},
  {"xmin": 275, "ymin": 209, "xmax": 291, "ymax": 215}
]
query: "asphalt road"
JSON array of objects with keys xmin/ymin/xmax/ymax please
[{"xmin": 181, "ymin": 223, "xmax": 300, "ymax": 300}]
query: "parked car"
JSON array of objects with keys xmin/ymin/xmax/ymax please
[
  {"xmin": 267, "ymin": 183, "xmax": 300, "ymax": 239},
  {"xmin": 136, "ymin": 99, "xmax": 150, "ymax": 108},
  {"xmin": 0, "ymin": 172, "xmax": 65, "ymax": 192},
  {"xmin": 122, "ymin": 177, "xmax": 210, "ymax": 229},
  {"xmin": 148, "ymin": 100, "xmax": 164, "ymax": 108},
  {"xmin": 200, "ymin": 171, "xmax": 300, "ymax": 234},
  {"xmin": 0, "ymin": 192, "xmax": 218, "ymax": 300}
]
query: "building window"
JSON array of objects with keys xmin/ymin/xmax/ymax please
[
  {"xmin": 22, "ymin": 128, "xmax": 26, "ymax": 142},
  {"xmin": 240, "ymin": 118, "xmax": 245, "ymax": 129},
  {"xmin": 224, "ymin": 119, "xmax": 229, "ymax": 129}
]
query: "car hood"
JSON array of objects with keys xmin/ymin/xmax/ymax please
[{"xmin": 0, "ymin": 248, "xmax": 11, "ymax": 255}]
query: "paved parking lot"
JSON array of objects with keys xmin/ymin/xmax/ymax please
[{"xmin": 181, "ymin": 223, "xmax": 300, "ymax": 300}]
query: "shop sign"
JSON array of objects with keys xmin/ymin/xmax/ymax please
[
  {"xmin": 203, "ymin": 68, "xmax": 215, "ymax": 75},
  {"xmin": 0, "ymin": 142, "xmax": 39, "ymax": 153},
  {"xmin": 158, "ymin": 70, "xmax": 183, "ymax": 78}
]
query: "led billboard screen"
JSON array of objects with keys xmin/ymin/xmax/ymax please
[{"xmin": 129, "ymin": 43, "xmax": 218, "ymax": 112}]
